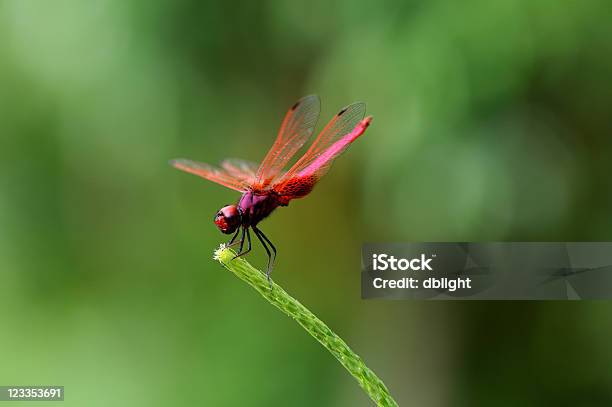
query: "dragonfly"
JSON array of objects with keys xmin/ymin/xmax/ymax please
[{"xmin": 170, "ymin": 95, "xmax": 372, "ymax": 283}]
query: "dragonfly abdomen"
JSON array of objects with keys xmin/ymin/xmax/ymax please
[{"xmin": 276, "ymin": 175, "xmax": 317, "ymax": 204}]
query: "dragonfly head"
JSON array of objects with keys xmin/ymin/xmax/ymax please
[{"xmin": 214, "ymin": 204, "xmax": 242, "ymax": 234}]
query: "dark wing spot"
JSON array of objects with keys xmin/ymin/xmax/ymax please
[
  {"xmin": 291, "ymin": 101, "xmax": 301, "ymax": 111},
  {"xmin": 337, "ymin": 106, "xmax": 348, "ymax": 116}
]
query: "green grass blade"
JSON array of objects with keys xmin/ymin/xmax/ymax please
[{"xmin": 214, "ymin": 245, "xmax": 399, "ymax": 407}]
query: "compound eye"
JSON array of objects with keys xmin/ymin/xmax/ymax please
[
  {"xmin": 214, "ymin": 213, "xmax": 232, "ymax": 234},
  {"xmin": 221, "ymin": 205, "xmax": 240, "ymax": 220},
  {"xmin": 214, "ymin": 205, "xmax": 240, "ymax": 234}
]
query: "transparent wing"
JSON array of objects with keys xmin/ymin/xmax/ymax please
[
  {"xmin": 221, "ymin": 158, "xmax": 258, "ymax": 183},
  {"xmin": 255, "ymin": 95, "xmax": 320, "ymax": 187},
  {"xmin": 275, "ymin": 102, "xmax": 367, "ymax": 188},
  {"xmin": 170, "ymin": 158, "xmax": 248, "ymax": 192}
]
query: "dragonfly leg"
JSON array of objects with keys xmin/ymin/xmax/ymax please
[
  {"xmin": 232, "ymin": 227, "xmax": 252, "ymax": 259},
  {"xmin": 226, "ymin": 227, "xmax": 241, "ymax": 248},
  {"xmin": 233, "ymin": 227, "xmax": 246, "ymax": 257},
  {"xmin": 253, "ymin": 227, "xmax": 272, "ymax": 288},
  {"xmin": 253, "ymin": 226, "xmax": 276, "ymax": 288}
]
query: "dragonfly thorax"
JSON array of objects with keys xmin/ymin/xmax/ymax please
[{"xmin": 238, "ymin": 191, "xmax": 280, "ymax": 227}]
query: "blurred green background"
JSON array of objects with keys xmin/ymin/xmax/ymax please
[{"xmin": 1, "ymin": 0, "xmax": 611, "ymax": 405}]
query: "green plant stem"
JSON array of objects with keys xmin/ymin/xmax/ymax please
[{"xmin": 214, "ymin": 245, "xmax": 399, "ymax": 407}]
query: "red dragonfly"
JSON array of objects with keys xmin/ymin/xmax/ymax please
[{"xmin": 171, "ymin": 95, "xmax": 372, "ymax": 282}]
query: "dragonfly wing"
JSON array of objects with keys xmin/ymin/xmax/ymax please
[
  {"xmin": 273, "ymin": 102, "xmax": 371, "ymax": 200},
  {"xmin": 255, "ymin": 95, "xmax": 321, "ymax": 187},
  {"xmin": 221, "ymin": 158, "xmax": 258, "ymax": 183},
  {"xmin": 170, "ymin": 158, "xmax": 248, "ymax": 192}
]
